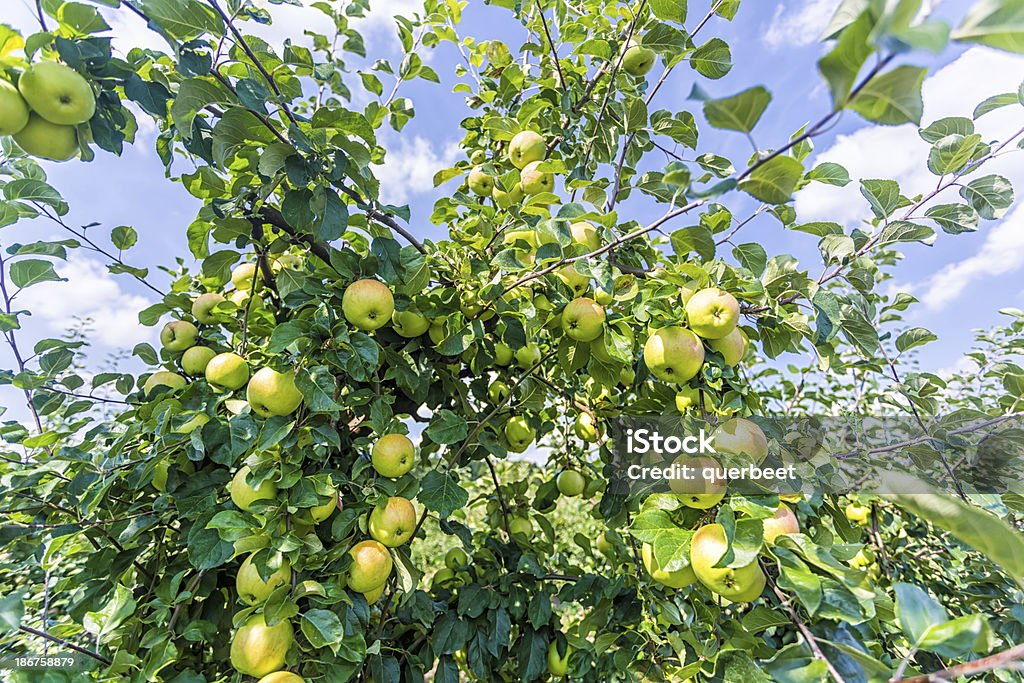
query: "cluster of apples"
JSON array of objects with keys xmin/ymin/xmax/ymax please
[{"xmin": 0, "ymin": 60, "xmax": 96, "ymax": 162}]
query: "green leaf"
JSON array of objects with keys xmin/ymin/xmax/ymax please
[
  {"xmin": 920, "ymin": 116, "xmax": 974, "ymax": 143},
  {"xmin": 9, "ymin": 259, "xmax": 63, "ymax": 289},
  {"xmin": 295, "ymin": 366, "xmax": 341, "ymax": 413},
  {"xmin": 139, "ymin": 0, "xmax": 224, "ymax": 40},
  {"xmin": 877, "ymin": 221, "xmax": 935, "ymax": 247},
  {"xmin": 973, "ymin": 91, "xmax": 1021, "ymax": 118},
  {"xmin": 733, "ymin": 243, "xmax": 767, "ymax": 276},
  {"xmin": 419, "ymin": 470, "xmax": 469, "ymax": 519},
  {"xmin": 690, "ymin": 38, "xmax": 731, "ymax": 79},
  {"xmin": 960, "ymin": 174, "xmax": 1014, "ymax": 219},
  {"xmin": 703, "ymin": 86, "xmax": 772, "ymax": 133},
  {"xmin": 952, "ymin": 0, "xmax": 1024, "ymax": 53},
  {"xmin": 807, "ymin": 162, "xmax": 851, "ymax": 186},
  {"xmin": 642, "ymin": 22, "xmax": 690, "ymax": 55},
  {"xmin": 651, "ymin": 110, "xmax": 699, "ymax": 148},
  {"xmin": 894, "ymin": 583, "xmax": 948, "ymax": 644},
  {"xmin": 302, "ymin": 609, "xmax": 345, "ymax": 650},
  {"xmin": 849, "ymin": 65, "xmax": 927, "ymax": 125},
  {"xmin": 895, "ymin": 327, "xmax": 938, "ymax": 353},
  {"xmin": 3, "ymin": 179, "xmax": 67, "ymax": 215},
  {"xmin": 650, "ymin": 0, "xmax": 687, "ymax": 23},
  {"xmin": 927, "ymin": 134, "xmax": 983, "ymax": 175},
  {"xmin": 172, "ymin": 78, "xmax": 234, "ymax": 137},
  {"xmin": 111, "ymin": 225, "xmax": 138, "ymax": 251},
  {"xmin": 919, "ymin": 614, "xmax": 991, "ymax": 658},
  {"xmin": 925, "ymin": 203, "xmax": 979, "ymax": 234},
  {"xmin": 818, "ymin": 12, "xmax": 872, "ymax": 106},
  {"xmin": 424, "ymin": 409, "xmax": 468, "ymax": 444},
  {"xmin": 738, "ymin": 156, "xmax": 803, "ymax": 204},
  {"xmin": 0, "ymin": 590, "xmax": 24, "ymax": 631},
  {"xmin": 860, "ymin": 179, "xmax": 903, "ymax": 218}
]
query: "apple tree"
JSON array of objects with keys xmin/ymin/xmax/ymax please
[{"xmin": 2, "ymin": 0, "xmax": 1024, "ymax": 682}]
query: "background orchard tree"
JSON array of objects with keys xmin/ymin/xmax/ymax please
[{"xmin": 1, "ymin": 0, "xmax": 1024, "ymax": 682}]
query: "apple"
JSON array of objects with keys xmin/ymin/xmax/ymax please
[
  {"xmin": 230, "ymin": 465, "xmax": 278, "ymax": 511},
  {"xmin": 763, "ymin": 503, "xmax": 799, "ymax": 544},
  {"xmin": 845, "ymin": 502, "xmax": 871, "ymax": 526},
  {"xmin": 504, "ymin": 416, "xmax": 536, "ymax": 452},
  {"xmin": 643, "ymin": 326, "xmax": 705, "ymax": 384},
  {"xmin": 13, "ymin": 113, "xmax": 77, "ymax": 161},
  {"xmin": 470, "ymin": 149, "xmax": 486, "ymax": 164},
  {"xmin": 493, "ymin": 342, "xmax": 514, "ymax": 366},
  {"xmin": 0, "ymin": 79, "xmax": 29, "ymax": 136},
  {"xmin": 488, "ymin": 380, "xmax": 510, "ymax": 404},
  {"xmin": 368, "ymin": 496, "xmax": 417, "ymax": 547},
  {"xmin": 181, "ymin": 346, "xmax": 216, "ymax": 376},
  {"xmin": 392, "ymin": 310, "xmax": 430, "ymax": 337},
  {"xmin": 596, "ymin": 532, "xmax": 615, "ymax": 556},
  {"xmin": 492, "ymin": 183, "xmax": 524, "ymax": 208},
  {"xmin": 685, "ymin": 288, "xmax": 740, "ymax": 340},
  {"xmin": 428, "ymin": 320, "xmax": 446, "ymax": 346},
  {"xmin": 231, "ymin": 262, "xmax": 258, "ymax": 291},
  {"xmin": 713, "ymin": 418, "xmax": 768, "ymax": 463},
  {"xmin": 229, "ymin": 613, "xmax": 293, "ymax": 677},
  {"xmin": 173, "ymin": 413, "xmax": 209, "ymax": 435},
  {"xmin": 561, "ymin": 297, "xmax": 605, "ymax": 342},
  {"xmin": 690, "ymin": 524, "xmax": 766, "ymax": 603},
  {"xmin": 247, "ymin": 367, "xmax": 303, "ymax": 417},
  {"xmin": 192, "ymin": 292, "xmax": 226, "ymax": 324},
  {"xmin": 675, "ymin": 386, "xmax": 700, "ymax": 413},
  {"xmin": 508, "ymin": 515, "xmax": 533, "ymax": 540},
  {"xmin": 556, "ymin": 470, "xmax": 586, "ymax": 496},
  {"xmin": 445, "ymin": 547, "xmax": 470, "ymax": 571},
  {"xmin": 574, "ymin": 412, "xmax": 598, "ymax": 442},
  {"xmin": 507, "ymin": 130, "xmax": 546, "ymax": 169},
  {"xmin": 519, "ymin": 160, "xmax": 554, "ymax": 195},
  {"xmin": 160, "ymin": 320, "xmax": 198, "ymax": 352},
  {"xmin": 236, "ymin": 553, "xmax": 291, "ymax": 604},
  {"xmin": 347, "ymin": 539, "xmax": 392, "ymax": 592},
  {"xmin": 206, "ymin": 352, "xmax": 250, "ymax": 390},
  {"xmin": 309, "ymin": 487, "xmax": 338, "ymax": 523},
  {"xmin": 371, "ymin": 433, "xmax": 416, "ymax": 478},
  {"xmin": 670, "ymin": 455, "xmax": 726, "ymax": 509},
  {"xmin": 342, "ymin": 279, "xmax": 395, "ymax": 331},
  {"xmin": 468, "ymin": 166, "xmax": 495, "ymax": 196},
  {"xmin": 547, "ymin": 640, "xmax": 571, "ymax": 678},
  {"xmin": 19, "ymin": 62, "xmax": 95, "ymax": 126},
  {"xmin": 362, "ymin": 583, "xmax": 386, "ymax": 606},
  {"xmin": 257, "ymin": 672, "xmax": 304, "ymax": 683},
  {"xmin": 515, "ymin": 342, "xmax": 542, "ymax": 369},
  {"xmin": 642, "ymin": 542, "xmax": 697, "ymax": 588},
  {"xmin": 709, "ymin": 327, "xmax": 747, "ymax": 366},
  {"xmin": 594, "ymin": 286, "xmax": 614, "ymax": 306},
  {"xmin": 270, "ymin": 253, "xmax": 302, "ymax": 272},
  {"xmin": 570, "ymin": 221, "xmax": 601, "ymax": 250},
  {"xmin": 557, "ymin": 265, "xmax": 590, "ymax": 295},
  {"xmin": 143, "ymin": 371, "xmax": 186, "ymax": 397},
  {"xmin": 622, "ymin": 44, "xmax": 656, "ymax": 77}
]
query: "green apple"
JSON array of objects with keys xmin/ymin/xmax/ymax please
[
  {"xmin": 362, "ymin": 583, "xmax": 386, "ymax": 606},
  {"xmin": 515, "ymin": 342, "xmax": 542, "ymax": 369},
  {"xmin": 573, "ymin": 412, "xmax": 599, "ymax": 442},
  {"xmin": 685, "ymin": 288, "xmax": 740, "ymax": 340},
  {"xmin": 230, "ymin": 613, "xmax": 293, "ymax": 677},
  {"xmin": 428, "ymin": 320, "xmax": 446, "ymax": 346},
  {"xmin": 596, "ymin": 532, "xmax": 615, "ymax": 556},
  {"xmin": 556, "ymin": 470, "xmax": 586, "ymax": 496},
  {"xmin": 247, "ymin": 367, "xmax": 303, "ymax": 417},
  {"xmin": 236, "ymin": 553, "xmax": 291, "ymax": 604},
  {"xmin": 492, "ymin": 183, "xmax": 524, "ymax": 208},
  {"xmin": 392, "ymin": 310, "xmax": 430, "ymax": 337},
  {"xmin": 670, "ymin": 455, "xmax": 726, "ymax": 509},
  {"xmin": 347, "ymin": 539, "xmax": 392, "ymax": 592},
  {"xmin": 468, "ymin": 166, "xmax": 495, "ymax": 196},
  {"xmin": 507, "ymin": 130, "xmax": 546, "ymax": 169},
  {"xmin": 206, "ymin": 352, "xmax": 250, "ymax": 391},
  {"xmin": 519, "ymin": 160, "xmax": 554, "ymax": 195},
  {"xmin": 622, "ymin": 44, "xmax": 656, "ymax": 77},
  {"xmin": 494, "ymin": 342, "xmax": 514, "ymax": 366},
  {"xmin": 763, "ymin": 503, "xmax": 799, "ymax": 544},
  {"xmin": 675, "ymin": 386, "xmax": 700, "ymax": 413},
  {"xmin": 0, "ymin": 79, "xmax": 29, "ymax": 136},
  {"xmin": 19, "ymin": 62, "xmax": 95, "ymax": 125},
  {"xmin": 570, "ymin": 221, "xmax": 601, "ymax": 250},
  {"xmin": 143, "ymin": 371, "xmax": 186, "ymax": 397},
  {"xmin": 547, "ymin": 640, "xmax": 571, "ymax": 678},
  {"xmin": 557, "ymin": 265, "xmax": 590, "ymax": 295},
  {"xmin": 445, "ymin": 547, "xmax": 470, "ymax": 571},
  {"xmin": 368, "ymin": 496, "xmax": 417, "ymax": 547},
  {"xmin": 594, "ymin": 286, "xmax": 614, "ymax": 306},
  {"xmin": 713, "ymin": 418, "xmax": 769, "ymax": 463},
  {"xmin": 709, "ymin": 327, "xmax": 747, "ymax": 365},
  {"xmin": 192, "ymin": 292, "xmax": 226, "ymax": 324},
  {"xmin": 309, "ymin": 486, "xmax": 338, "ymax": 523},
  {"xmin": 230, "ymin": 465, "xmax": 278, "ymax": 511},
  {"xmin": 508, "ymin": 515, "xmax": 533, "ymax": 540},
  {"xmin": 644, "ymin": 326, "xmax": 705, "ymax": 384},
  {"xmin": 342, "ymin": 278, "xmax": 395, "ymax": 331},
  {"xmin": 231, "ymin": 263, "xmax": 258, "ymax": 291},
  {"xmin": 270, "ymin": 253, "xmax": 302, "ymax": 272},
  {"xmin": 690, "ymin": 524, "xmax": 766, "ymax": 602},
  {"xmin": 845, "ymin": 502, "xmax": 871, "ymax": 526},
  {"xmin": 642, "ymin": 542, "xmax": 696, "ymax": 588},
  {"xmin": 561, "ymin": 297, "xmax": 605, "ymax": 342},
  {"xmin": 504, "ymin": 415, "xmax": 535, "ymax": 452},
  {"xmin": 181, "ymin": 345, "xmax": 217, "ymax": 376},
  {"xmin": 257, "ymin": 672, "xmax": 304, "ymax": 683},
  {"xmin": 619, "ymin": 367, "xmax": 635, "ymax": 386},
  {"xmin": 488, "ymin": 380, "xmax": 510, "ymax": 404},
  {"xmin": 470, "ymin": 149, "xmax": 486, "ymax": 164},
  {"xmin": 160, "ymin": 320, "xmax": 198, "ymax": 352},
  {"xmin": 371, "ymin": 433, "xmax": 415, "ymax": 478},
  {"xmin": 13, "ymin": 113, "xmax": 77, "ymax": 161}
]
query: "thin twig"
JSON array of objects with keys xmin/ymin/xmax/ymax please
[
  {"xmin": 19, "ymin": 626, "xmax": 112, "ymax": 665},
  {"xmin": 770, "ymin": 580, "xmax": 847, "ymax": 683}
]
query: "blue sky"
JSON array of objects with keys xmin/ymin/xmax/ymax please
[{"xmin": 2, "ymin": 0, "xmax": 1023, "ymax": 423}]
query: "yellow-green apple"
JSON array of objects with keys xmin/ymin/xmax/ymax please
[
  {"xmin": 342, "ymin": 279, "xmax": 395, "ymax": 331},
  {"xmin": 347, "ymin": 539, "xmax": 392, "ymax": 592},
  {"xmin": 488, "ymin": 380, "xmax": 510, "ymax": 404},
  {"xmin": 570, "ymin": 221, "xmax": 601, "ymax": 250},
  {"xmin": 467, "ymin": 166, "xmax": 494, "ymax": 196},
  {"xmin": 503, "ymin": 229, "xmax": 543, "ymax": 249},
  {"xmin": 230, "ymin": 465, "xmax": 277, "ymax": 511},
  {"xmin": 713, "ymin": 418, "xmax": 768, "ymax": 463},
  {"xmin": 494, "ymin": 342, "xmax": 514, "ymax": 366},
  {"xmin": 308, "ymin": 486, "xmax": 338, "ymax": 523},
  {"xmin": 507, "ymin": 130, "xmax": 546, "ymax": 169},
  {"xmin": 573, "ymin": 412, "xmax": 598, "ymax": 442},
  {"xmin": 685, "ymin": 288, "xmax": 740, "ymax": 339},
  {"xmin": 508, "ymin": 515, "xmax": 533, "ymax": 540},
  {"xmin": 392, "ymin": 310, "xmax": 430, "ymax": 337},
  {"xmin": 143, "ymin": 371, "xmax": 186, "ymax": 397},
  {"xmin": 622, "ymin": 43, "xmax": 656, "ymax": 77},
  {"xmin": 547, "ymin": 641, "xmax": 571, "ymax": 677},
  {"xmin": 247, "ymin": 367, "xmax": 303, "ymax": 417},
  {"xmin": 362, "ymin": 584, "xmax": 386, "ymax": 605},
  {"xmin": 368, "ymin": 496, "xmax": 417, "ymax": 547},
  {"xmin": 504, "ymin": 416, "xmax": 536, "ymax": 452},
  {"xmin": 492, "ymin": 183, "xmax": 524, "ymax": 208},
  {"xmin": 596, "ymin": 532, "xmax": 615, "ymax": 556},
  {"xmin": 231, "ymin": 262, "xmax": 258, "ymax": 291},
  {"xmin": 270, "ymin": 253, "xmax": 302, "ymax": 272},
  {"xmin": 642, "ymin": 542, "xmax": 696, "ymax": 588},
  {"xmin": 445, "ymin": 547, "xmax": 470, "ymax": 571},
  {"xmin": 515, "ymin": 342, "xmax": 542, "ymax": 369},
  {"xmin": 19, "ymin": 62, "xmax": 95, "ymax": 125},
  {"xmin": 13, "ymin": 113, "xmax": 77, "ymax": 161},
  {"xmin": 845, "ymin": 502, "xmax": 871, "ymax": 526},
  {"xmin": 556, "ymin": 470, "xmax": 586, "ymax": 496},
  {"xmin": 160, "ymin": 320, "xmax": 198, "ymax": 352},
  {"xmin": 619, "ymin": 367, "xmax": 635, "ymax": 385},
  {"xmin": 690, "ymin": 524, "xmax": 766, "ymax": 602},
  {"xmin": 0, "ymin": 80, "xmax": 29, "ymax": 135},
  {"xmin": 428, "ymin": 320, "xmax": 446, "ymax": 346},
  {"xmin": 182, "ymin": 346, "xmax": 217, "ymax": 376},
  {"xmin": 670, "ymin": 455, "xmax": 726, "ymax": 509},
  {"xmin": 371, "ymin": 433, "xmax": 415, "ymax": 478},
  {"xmin": 709, "ymin": 328, "xmax": 747, "ymax": 365},
  {"xmin": 206, "ymin": 352, "xmax": 250, "ymax": 390},
  {"xmin": 644, "ymin": 326, "xmax": 704, "ymax": 383},
  {"xmin": 594, "ymin": 286, "xmax": 614, "ymax": 305},
  {"xmin": 762, "ymin": 503, "xmax": 799, "ymax": 543},
  {"xmin": 192, "ymin": 292, "xmax": 226, "ymax": 324},
  {"xmin": 229, "ymin": 613, "xmax": 293, "ymax": 677},
  {"xmin": 674, "ymin": 386, "xmax": 700, "ymax": 413},
  {"xmin": 561, "ymin": 297, "xmax": 605, "ymax": 342},
  {"xmin": 257, "ymin": 672, "xmax": 304, "ymax": 683},
  {"xmin": 236, "ymin": 553, "xmax": 291, "ymax": 604},
  {"xmin": 557, "ymin": 265, "xmax": 590, "ymax": 295},
  {"xmin": 520, "ymin": 160, "xmax": 554, "ymax": 195},
  {"xmin": 470, "ymin": 149, "xmax": 486, "ymax": 164}
]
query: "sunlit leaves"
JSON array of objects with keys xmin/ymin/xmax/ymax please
[
  {"xmin": 818, "ymin": 12, "xmax": 872, "ymax": 106},
  {"xmin": 139, "ymin": 0, "xmax": 224, "ymax": 40},
  {"xmin": 419, "ymin": 470, "xmax": 469, "ymax": 519},
  {"xmin": 738, "ymin": 156, "xmax": 803, "ymax": 204},
  {"xmin": 849, "ymin": 65, "xmax": 927, "ymax": 125},
  {"xmin": 924, "ymin": 203, "xmax": 980, "ymax": 234},
  {"xmin": 960, "ymin": 174, "xmax": 1014, "ymax": 218},
  {"xmin": 8, "ymin": 260, "xmax": 63, "ymax": 289},
  {"xmin": 953, "ymin": 0, "xmax": 1024, "ymax": 53},
  {"xmin": 807, "ymin": 162, "xmax": 851, "ymax": 186},
  {"xmin": 690, "ymin": 38, "xmax": 732, "ymax": 79},
  {"xmin": 703, "ymin": 86, "xmax": 771, "ymax": 133}
]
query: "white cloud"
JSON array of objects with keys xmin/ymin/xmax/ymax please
[
  {"xmin": 373, "ymin": 135, "xmax": 460, "ymax": 205},
  {"xmin": 17, "ymin": 257, "xmax": 154, "ymax": 349},
  {"xmin": 764, "ymin": 0, "xmax": 840, "ymax": 49}
]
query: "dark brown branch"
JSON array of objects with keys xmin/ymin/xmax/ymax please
[
  {"xmin": 485, "ymin": 456, "xmax": 512, "ymax": 537},
  {"xmin": 19, "ymin": 626, "xmax": 112, "ymax": 665},
  {"xmin": 536, "ymin": 1, "xmax": 566, "ymax": 89},
  {"xmin": 891, "ymin": 642, "xmax": 1024, "ymax": 683}
]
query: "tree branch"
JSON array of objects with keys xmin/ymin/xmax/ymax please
[
  {"xmin": 891, "ymin": 642, "xmax": 1024, "ymax": 683},
  {"xmin": 18, "ymin": 626, "xmax": 112, "ymax": 665},
  {"xmin": 770, "ymin": 580, "xmax": 847, "ymax": 683}
]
